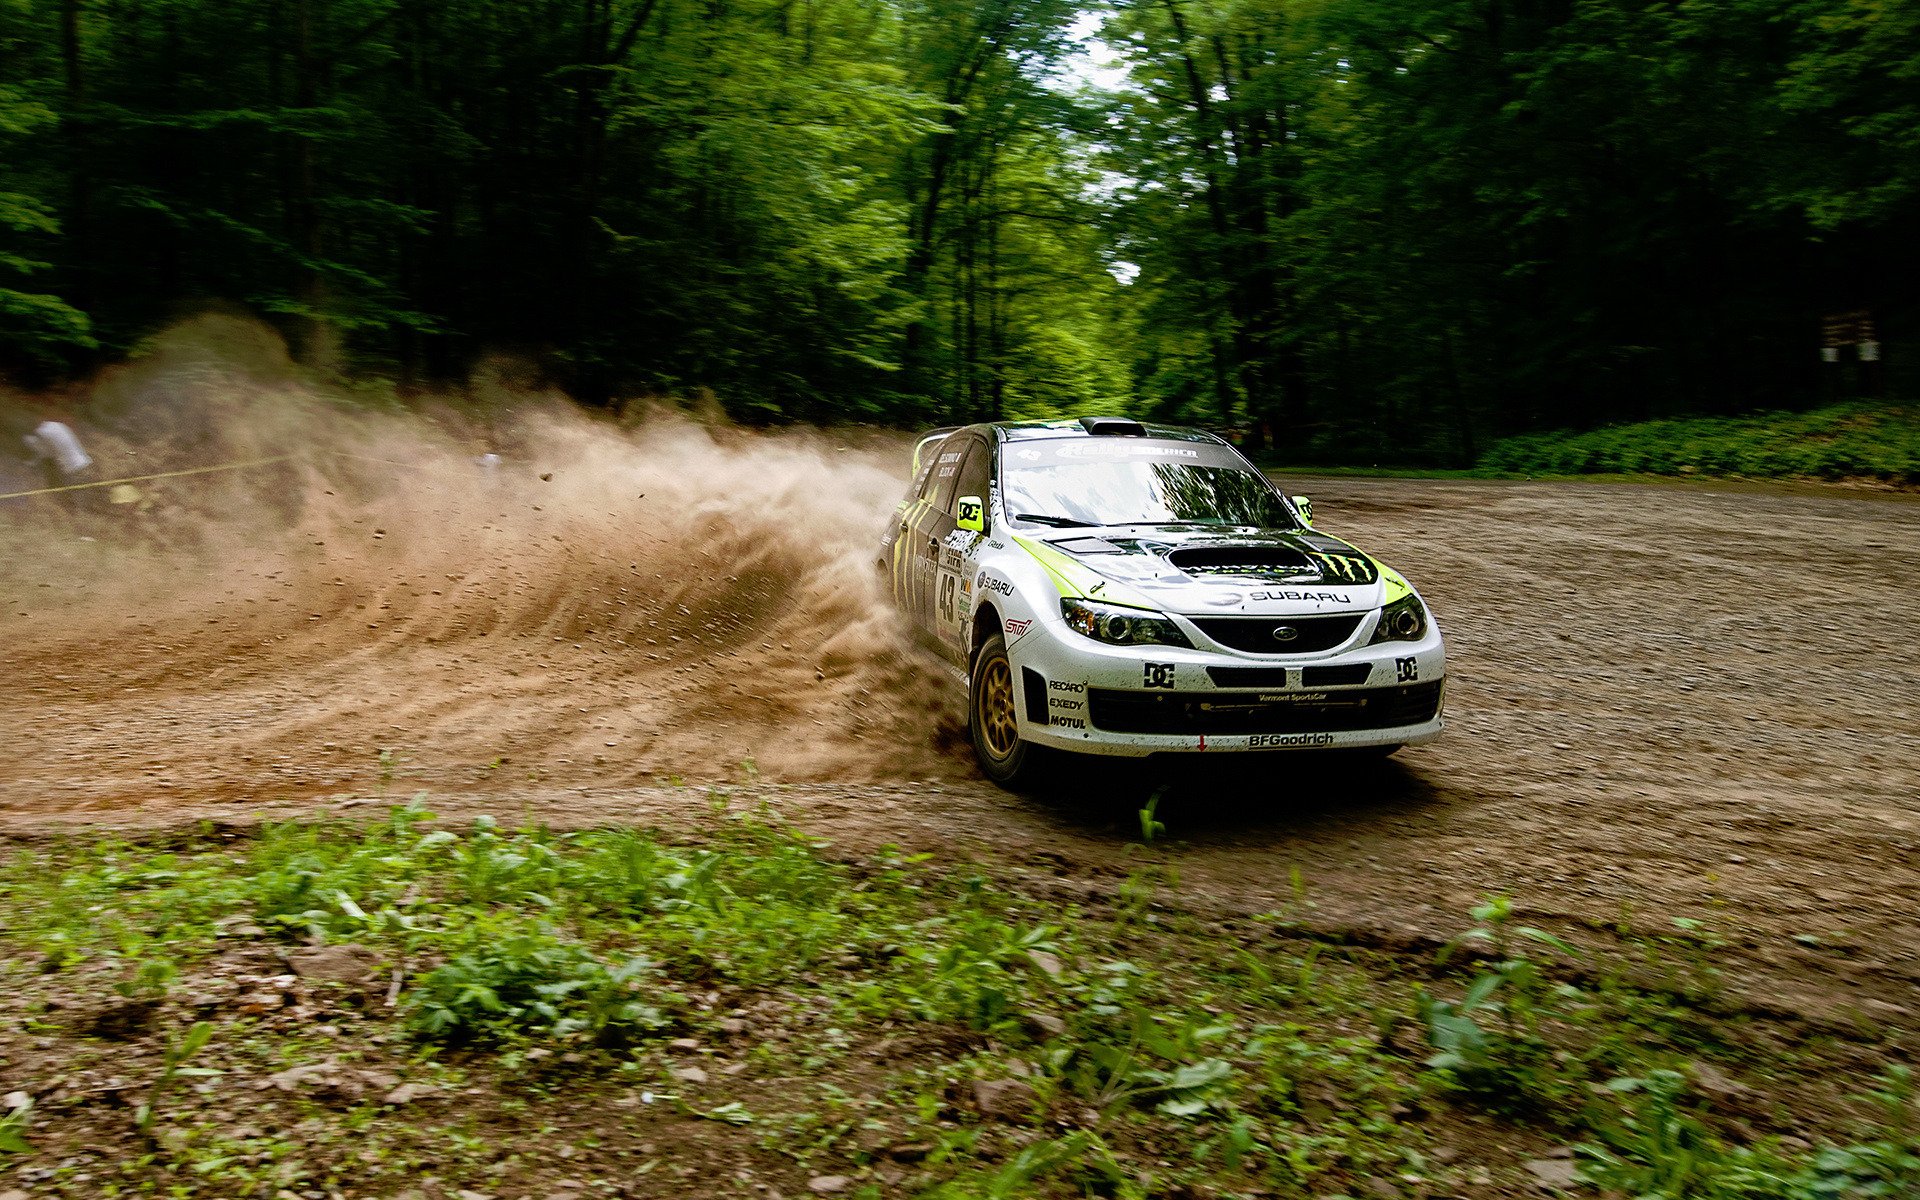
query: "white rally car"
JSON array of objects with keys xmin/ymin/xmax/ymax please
[{"xmin": 880, "ymin": 417, "xmax": 1446, "ymax": 785}]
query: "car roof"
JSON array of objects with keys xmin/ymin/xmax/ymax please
[{"xmin": 977, "ymin": 418, "xmax": 1229, "ymax": 446}]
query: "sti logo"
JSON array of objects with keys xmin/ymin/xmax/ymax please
[{"xmin": 1004, "ymin": 618, "xmax": 1033, "ymax": 638}]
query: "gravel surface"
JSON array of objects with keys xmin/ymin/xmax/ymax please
[{"xmin": 4, "ymin": 474, "xmax": 1917, "ymax": 1028}]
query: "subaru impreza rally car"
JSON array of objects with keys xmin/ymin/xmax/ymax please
[{"xmin": 880, "ymin": 417, "xmax": 1446, "ymax": 785}]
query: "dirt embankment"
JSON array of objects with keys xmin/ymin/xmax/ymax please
[{"xmin": 4, "ymin": 323, "xmax": 1918, "ymax": 1032}]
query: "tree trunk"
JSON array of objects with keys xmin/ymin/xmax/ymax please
[
  {"xmin": 1157, "ymin": 0, "xmax": 1271, "ymax": 427},
  {"xmin": 1440, "ymin": 327, "xmax": 1480, "ymax": 467},
  {"xmin": 899, "ymin": 1, "xmax": 1018, "ymax": 405},
  {"xmin": 288, "ymin": 0, "xmax": 334, "ymax": 370},
  {"xmin": 985, "ymin": 159, "xmax": 1005, "ymax": 419},
  {"xmin": 59, "ymin": 0, "xmax": 94, "ymax": 340}
]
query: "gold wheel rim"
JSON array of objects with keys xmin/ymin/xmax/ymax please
[{"xmin": 979, "ymin": 657, "xmax": 1019, "ymax": 759}]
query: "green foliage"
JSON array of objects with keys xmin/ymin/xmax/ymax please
[
  {"xmin": 1576, "ymin": 1069, "xmax": 1791, "ymax": 1198},
  {"xmin": 406, "ymin": 931, "xmax": 672, "ymax": 1046},
  {"xmin": 1571, "ymin": 1067, "xmax": 1920, "ymax": 1199},
  {"xmin": 0, "ymin": 72, "xmax": 92, "ymax": 360},
  {"xmin": 1796, "ymin": 1068, "xmax": 1920, "ymax": 1200},
  {"xmin": 134, "ymin": 1021, "xmax": 218, "ymax": 1140},
  {"xmin": 919, "ymin": 1131, "xmax": 1115, "ymax": 1199},
  {"xmin": 1070, "ymin": 1013, "xmax": 1237, "ymax": 1117},
  {"xmin": 113, "ymin": 954, "xmax": 179, "ymax": 1002},
  {"xmin": 0, "ymin": 816, "xmax": 1413, "ymax": 1193},
  {"xmin": 1480, "ymin": 404, "xmax": 1920, "ymax": 483},
  {"xmin": 1098, "ymin": 0, "xmax": 1920, "ymax": 460},
  {"xmin": 868, "ymin": 908, "xmax": 1059, "ymax": 1031},
  {"xmin": 1, "ymin": 814, "xmax": 1913, "ymax": 1199},
  {"xmin": 0, "ymin": 807, "xmax": 1064, "ymax": 1051},
  {"xmin": 0, "ymin": 1097, "xmax": 30, "ymax": 1154},
  {"xmin": 1136, "ymin": 789, "xmax": 1165, "ymax": 843},
  {"xmin": 1774, "ymin": 0, "xmax": 1920, "ymax": 229},
  {"xmin": 1417, "ymin": 895, "xmax": 1582, "ymax": 1112},
  {"xmin": 2, "ymin": 0, "xmax": 1915, "ymax": 436},
  {"xmin": 0, "ymin": 0, "xmax": 1127, "ymax": 420}
]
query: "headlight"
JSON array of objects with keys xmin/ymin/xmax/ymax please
[
  {"xmin": 1370, "ymin": 594, "xmax": 1428, "ymax": 643},
  {"xmin": 1061, "ymin": 598, "xmax": 1192, "ymax": 648}
]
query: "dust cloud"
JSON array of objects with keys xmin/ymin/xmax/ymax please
[{"xmin": 0, "ymin": 317, "xmax": 968, "ymax": 811}]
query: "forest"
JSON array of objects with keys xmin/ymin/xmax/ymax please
[{"xmin": 0, "ymin": 0, "xmax": 1914, "ymax": 462}]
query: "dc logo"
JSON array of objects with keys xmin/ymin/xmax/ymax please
[{"xmin": 1143, "ymin": 663, "xmax": 1175, "ymax": 689}]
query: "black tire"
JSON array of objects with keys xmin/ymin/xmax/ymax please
[{"xmin": 969, "ymin": 632, "xmax": 1045, "ymax": 786}]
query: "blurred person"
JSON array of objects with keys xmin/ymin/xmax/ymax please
[{"xmin": 23, "ymin": 412, "xmax": 94, "ymax": 491}]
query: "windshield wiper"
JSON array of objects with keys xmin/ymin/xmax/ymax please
[{"xmin": 1014, "ymin": 513, "xmax": 1099, "ymax": 528}]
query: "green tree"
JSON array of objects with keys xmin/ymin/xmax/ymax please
[{"xmin": 0, "ymin": 5, "xmax": 91, "ymax": 365}]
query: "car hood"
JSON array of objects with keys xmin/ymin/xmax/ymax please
[{"xmin": 1031, "ymin": 526, "xmax": 1388, "ymax": 615}]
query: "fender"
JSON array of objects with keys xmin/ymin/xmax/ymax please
[{"xmin": 964, "ymin": 536, "xmax": 1051, "ymax": 662}]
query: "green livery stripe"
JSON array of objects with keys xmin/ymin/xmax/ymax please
[
  {"xmin": 1308, "ymin": 551, "xmax": 1371, "ymax": 582},
  {"xmin": 1377, "ymin": 564, "xmax": 1412, "ymax": 603},
  {"xmin": 1302, "ymin": 536, "xmax": 1377, "ymax": 584},
  {"xmin": 890, "ymin": 497, "xmax": 932, "ymax": 604},
  {"xmin": 1012, "ymin": 535, "xmax": 1157, "ymax": 610},
  {"xmin": 1010, "ymin": 534, "xmax": 1079, "ymax": 594}
]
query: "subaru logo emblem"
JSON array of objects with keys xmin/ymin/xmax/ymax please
[{"xmin": 1271, "ymin": 624, "xmax": 1300, "ymax": 643}]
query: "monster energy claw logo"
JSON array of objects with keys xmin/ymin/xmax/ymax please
[{"xmin": 1309, "ymin": 552, "xmax": 1371, "ymax": 582}]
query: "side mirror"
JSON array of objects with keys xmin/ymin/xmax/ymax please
[
  {"xmin": 955, "ymin": 495, "xmax": 986, "ymax": 533},
  {"xmin": 1291, "ymin": 495, "xmax": 1314, "ymax": 526}
]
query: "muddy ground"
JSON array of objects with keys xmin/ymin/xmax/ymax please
[{"xmin": 4, "ymin": 452, "xmax": 1918, "ymax": 1033}]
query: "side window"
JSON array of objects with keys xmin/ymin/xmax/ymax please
[
  {"xmin": 913, "ymin": 437, "xmax": 949, "ymax": 500},
  {"xmin": 911, "ymin": 434, "xmax": 951, "ymax": 500},
  {"xmin": 908, "ymin": 457, "xmax": 936, "ymax": 501},
  {"xmin": 951, "ymin": 442, "xmax": 991, "ymax": 520},
  {"xmin": 926, "ymin": 439, "xmax": 971, "ymax": 512}
]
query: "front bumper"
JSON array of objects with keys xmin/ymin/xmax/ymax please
[{"xmin": 1007, "ymin": 618, "xmax": 1445, "ymax": 757}]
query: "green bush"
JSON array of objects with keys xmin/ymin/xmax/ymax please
[
  {"xmin": 405, "ymin": 927, "xmax": 675, "ymax": 1046},
  {"xmin": 1479, "ymin": 404, "xmax": 1920, "ymax": 483}
]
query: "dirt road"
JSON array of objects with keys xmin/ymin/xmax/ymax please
[{"xmin": 4, "ymin": 451, "xmax": 1918, "ymax": 1027}]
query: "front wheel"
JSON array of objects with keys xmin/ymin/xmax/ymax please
[{"xmin": 969, "ymin": 632, "xmax": 1046, "ymax": 786}]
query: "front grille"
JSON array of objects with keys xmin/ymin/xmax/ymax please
[
  {"xmin": 1206, "ymin": 666, "xmax": 1292, "ymax": 688},
  {"xmin": 1206, "ymin": 663, "xmax": 1378, "ymax": 688},
  {"xmin": 1088, "ymin": 681, "xmax": 1443, "ymax": 735},
  {"xmin": 1303, "ymin": 663, "xmax": 1375, "ymax": 687},
  {"xmin": 1190, "ymin": 614, "xmax": 1365, "ymax": 654}
]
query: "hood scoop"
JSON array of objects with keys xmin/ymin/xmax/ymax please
[
  {"xmin": 1166, "ymin": 545, "xmax": 1320, "ymax": 580},
  {"xmin": 1046, "ymin": 532, "xmax": 1382, "ymax": 591}
]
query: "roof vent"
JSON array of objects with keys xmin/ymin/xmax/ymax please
[{"xmin": 1079, "ymin": 416, "xmax": 1147, "ymax": 437}]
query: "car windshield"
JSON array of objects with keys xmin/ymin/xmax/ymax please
[{"xmin": 1002, "ymin": 441, "xmax": 1297, "ymax": 529}]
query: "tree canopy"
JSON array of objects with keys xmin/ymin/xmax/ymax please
[{"xmin": 0, "ymin": 0, "xmax": 1912, "ymax": 456}]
